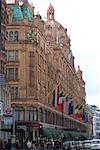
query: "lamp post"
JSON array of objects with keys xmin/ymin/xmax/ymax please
[{"xmin": 11, "ymin": 103, "xmax": 16, "ymax": 150}]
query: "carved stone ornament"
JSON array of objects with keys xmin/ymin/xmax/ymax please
[{"xmin": 26, "ymin": 30, "xmax": 37, "ymax": 41}]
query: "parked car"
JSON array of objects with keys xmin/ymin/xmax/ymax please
[
  {"xmin": 90, "ymin": 139, "xmax": 100, "ymax": 149},
  {"xmin": 62, "ymin": 141, "xmax": 76, "ymax": 150},
  {"xmin": 83, "ymin": 140, "xmax": 91, "ymax": 149}
]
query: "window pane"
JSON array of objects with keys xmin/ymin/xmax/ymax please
[
  {"xmin": 30, "ymin": 111, "xmax": 33, "ymax": 121},
  {"xmin": 9, "ymin": 31, "xmax": 13, "ymax": 41},
  {"xmin": 7, "ymin": 51, "xmax": 15, "ymax": 61},
  {"xmin": 15, "ymin": 87, "xmax": 19, "ymax": 98},
  {"xmin": 8, "ymin": 68, "xmax": 14, "ymax": 80},
  {"xmin": 34, "ymin": 112, "xmax": 37, "ymax": 121},
  {"xmin": 14, "ymin": 31, "xmax": 18, "ymax": 41},
  {"xmin": 19, "ymin": 111, "xmax": 24, "ymax": 120},
  {"xmin": 7, "ymin": 51, "xmax": 18, "ymax": 61}
]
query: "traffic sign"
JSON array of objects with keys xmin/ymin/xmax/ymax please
[
  {"xmin": 11, "ymin": 103, "xmax": 16, "ymax": 108},
  {"xmin": 4, "ymin": 108, "xmax": 12, "ymax": 116}
]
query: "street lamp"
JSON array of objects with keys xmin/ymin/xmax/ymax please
[{"xmin": 11, "ymin": 103, "xmax": 16, "ymax": 150}]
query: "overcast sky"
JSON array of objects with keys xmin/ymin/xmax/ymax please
[{"xmin": 30, "ymin": 0, "xmax": 100, "ymax": 107}]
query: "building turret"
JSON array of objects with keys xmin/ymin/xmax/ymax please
[{"xmin": 47, "ymin": 3, "xmax": 55, "ymax": 20}]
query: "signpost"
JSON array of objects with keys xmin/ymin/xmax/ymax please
[
  {"xmin": 3, "ymin": 107, "xmax": 13, "ymax": 125},
  {"xmin": 4, "ymin": 116, "xmax": 13, "ymax": 125},
  {"xmin": 11, "ymin": 103, "xmax": 16, "ymax": 150}
]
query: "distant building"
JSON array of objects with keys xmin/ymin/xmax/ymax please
[
  {"xmin": 5, "ymin": 0, "xmax": 92, "ymax": 143},
  {"xmin": 90, "ymin": 105, "xmax": 100, "ymax": 138}
]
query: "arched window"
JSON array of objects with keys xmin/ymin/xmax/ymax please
[
  {"xmin": 14, "ymin": 31, "xmax": 18, "ymax": 41},
  {"xmin": 9, "ymin": 31, "xmax": 13, "ymax": 41},
  {"xmin": 15, "ymin": 107, "xmax": 25, "ymax": 121},
  {"xmin": 48, "ymin": 111, "xmax": 51, "ymax": 124},
  {"xmin": 33, "ymin": 107, "xmax": 38, "ymax": 121},
  {"xmin": 39, "ymin": 108, "xmax": 43, "ymax": 122},
  {"xmin": 26, "ymin": 107, "xmax": 34, "ymax": 121}
]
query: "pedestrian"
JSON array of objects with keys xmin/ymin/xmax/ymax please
[
  {"xmin": 0, "ymin": 139, "xmax": 4, "ymax": 149},
  {"xmin": 27, "ymin": 139, "xmax": 32, "ymax": 149},
  {"xmin": 5, "ymin": 139, "xmax": 12, "ymax": 150}
]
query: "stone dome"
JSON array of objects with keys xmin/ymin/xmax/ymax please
[{"xmin": 45, "ymin": 4, "xmax": 70, "ymax": 51}]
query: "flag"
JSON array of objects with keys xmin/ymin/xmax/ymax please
[
  {"xmin": 66, "ymin": 96, "xmax": 69, "ymax": 101},
  {"xmin": 74, "ymin": 105, "xmax": 79, "ymax": 114},
  {"xmin": 83, "ymin": 112, "xmax": 88, "ymax": 123},
  {"xmin": 79, "ymin": 105, "xmax": 82, "ymax": 110},
  {"xmin": 68, "ymin": 101, "xmax": 74, "ymax": 115},
  {"xmin": 59, "ymin": 91, "xmax": 64, "ymax": 104},
  {"xmin": 75, "ymin": 105, "xmax": 83, "ymax": 119},
  {"xmin": 63, "ymin": 96, "xmax": 69, "ymax": 113},
  {"xmin": 52, "ymin": 86, "xmax": 59, "ymax": 108},
  {"xmin": 58, "ymin": 91, "xmax": 64, "ymax": 112}
]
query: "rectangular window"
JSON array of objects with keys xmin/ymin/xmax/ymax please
[
  {"xmin": 7, "ymin": 68, "xmax": 19, "ymax": 80},
  {"xmin": 7, "ymin": 51, "xmax": 18, "ymax": 61},
  {"xmin": 10, "ymin": 86, "xmax": 19, "ymax": 99}
]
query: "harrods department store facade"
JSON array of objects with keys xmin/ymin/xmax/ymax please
[{"xmin": 5, "ymin": 0, "xmax": 92, "ymax": 140}]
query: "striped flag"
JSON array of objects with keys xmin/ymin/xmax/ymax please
[
  {"xmin": 68, "ymin": 101, "xmax": 74, "ymax": 115},
  {"xmin": 75, "ymin": 105, "xmax": 83, "ymax": 119},
  {"xmin": 52, "ymin": 86, "xmax": 59, "ymax": 108},
  {"xmin": 63, "ymin": 96, "xmax": 69, "ymax": 113},
  {"xmin": 74, "ymin": 105, "xmax": 79, "ymax": 114},
  {"xmin": 58, "ymin": 91, "xmax": 64, "ymax": 112}
]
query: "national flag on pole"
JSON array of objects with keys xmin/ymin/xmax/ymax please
[
  {"xmin": 58, "ymin": 91, "xmax": 64, "ymax": 112},
  {"xmin": 68, "ymin": 101, "xmax": 74, "ymax": 115},
  {"xmin": 63, "ymin": 96, "xmax": 69, "ymax": 113},
  {"xmin": 52, "ymin": 86, "xmax": 59, "ymax": 108},
  {"xmin": 83, "ymin": 111, "xmax": 88, "ymax": 123},
  {"xmin": 75, "ymin": 105, "xmax": 83, "ymax": 119},
  {"xmin": 79, "ymin": 105, "xmax": 82, "ymax": 110},
  {"xmin": 59, "ymin": 91, "xmax": 65, "ymax": 104},
  {"xmin": 74, "ymin": 105, "xmax": 79, "ymax": 114}
]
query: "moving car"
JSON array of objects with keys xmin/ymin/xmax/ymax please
[
  {"xmin": 83, "ymin": 140, "xmax": 91, "ymax": 149},
  {"xmin": 90, "ymin": 139, "xmax": 100, "ymax": 150}
]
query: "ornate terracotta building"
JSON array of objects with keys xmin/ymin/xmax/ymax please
[{"xmin": 5, "ymin": 0, "xmax": 92, "ymax": 143}]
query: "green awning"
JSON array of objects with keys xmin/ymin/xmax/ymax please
[
  {"xmin": 43, "ymin": 128, "xmax": 62, "ymax": 138},
  {"xmin": 43, "ymin": 128, "xmax": 85, "ymax": 139},
  {"xmin": 43, "ymin": 128, "xmax": 52, "ymax": 138}
]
